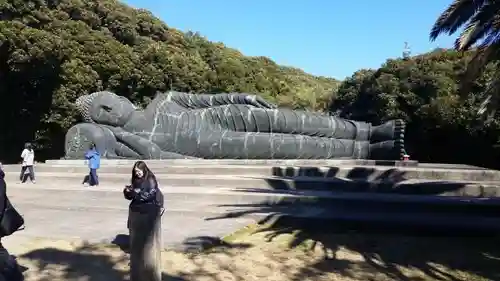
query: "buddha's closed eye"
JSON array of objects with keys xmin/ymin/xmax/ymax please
[{"xmin": 101, "ymin": 105, "xmax": 112, "ymax": 112}]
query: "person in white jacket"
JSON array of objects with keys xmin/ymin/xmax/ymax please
[{"xmin": 20, "ymin": 143, "xmax": 35, "ymax": 184}]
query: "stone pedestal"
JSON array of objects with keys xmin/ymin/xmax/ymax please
[{"xmin": 129, "ymin": 207, "xmax": 162, "ymax": 281}]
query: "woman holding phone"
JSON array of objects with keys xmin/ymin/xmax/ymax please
[{"xmin": 123, "ymin": 160, "xmax": 164, "ymax": 280}]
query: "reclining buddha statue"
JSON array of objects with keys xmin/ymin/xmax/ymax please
[{"xmin": 64, "ymin": 91, "xmax": 406, "ymax": 160}]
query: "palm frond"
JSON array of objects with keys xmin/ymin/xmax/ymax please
[
  {"xmin": 430, "ymin": 0, "xmax": 488, "ymax": 41},
  {"xmin": 477, "ymin": 71, "xmax": 500, "ymax": 119},
  {"xmin": 460, "ymin": 43, "xmax": 500, "ymax": 96},
  {"xmin": 432, "ymin": 0, "xmax": 500, "ymax": 118},
  {"xmin": 455, "ymin": 2, "xmax": 500, "ymax": 50}
]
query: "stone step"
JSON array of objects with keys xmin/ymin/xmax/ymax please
[
  {"xmin": 10, "ymin": 201, "xmax": 256, "ymax": 248},
  {"xmin": 264, "ymin": 213, "xmax": 500, "ymax": 236},
  {"xmin": 45, "ymin": 159, "xmax": 420, "ymax": 167},
  {"xmin": 12, "ymin": 192, "xmax": 500, "ymax": 246},
  {"xmin": 6, "ymin": 173, "xmax": 500, "ymax": 197},
  {"xmin": 6, "ymin": 185, "xmax": 314, "ymax": 212},
  {"xmin": 295, "ymin": 208, "xmax": 500, "ymax": 232},
  {"xmin": 3, "ymin": 164, "xmax": 500, "ymax": 181},
  {"xmin": 8, "ymin": 184, "xmax": 500, "ymax": 217},
  {"xmin": 9, "ymin": 183, "xmax": 500, "ymax": 246}
]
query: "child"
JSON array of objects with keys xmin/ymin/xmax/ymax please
[
  {"xmin": 20, "ymin": 142, "xmax": 35, "ymax": 184},
  {"xmin": 84, "ymin": 143, "xmax": 101, "ymax": 186}
]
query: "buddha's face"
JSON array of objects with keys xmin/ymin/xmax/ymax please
[{"xmin": 75, "ymin": 91, "xmax": 137, "ymax": 127}]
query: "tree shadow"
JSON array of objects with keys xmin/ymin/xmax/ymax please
[
  {"xmin": 15, "ymin": 234, "xmax": 255, "ymax": 281},
  {"xmin": 200, "ymin": 165, "xmax": 500, "ymax": 280},
  {"xmin": 206, "ymin": 166, "xmax": 500, "ymax": 226},
  {"xmin": 111, "ymin": 234, "xmax": 131, "ymax": 254},
  {"xmin": 14, "ymin": 227, "xmax": 500, "ymax": 281},
  {"xmin": 18, "ymin": 242, "xmax": 186, "ymax": 281},
  {"xmin": 111, "ymin": 233, "xmax": 253, "ymax": 254},
  {"xmin": 179, "ymin": 236, "xmax": 253, "ymax": 253},
  {"xmin": 265, "ymin": 165, "xmax": 499, "ymax": 196},
  {"xmin": 243, "ymin": 215, "xmax": 500, "ymax": 281}
]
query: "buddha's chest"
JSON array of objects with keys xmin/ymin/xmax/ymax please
[{"xmin": 121, "ymin": 113, "xmax": 177, "ymax": 143}]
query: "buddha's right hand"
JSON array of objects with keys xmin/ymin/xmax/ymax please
[
  {"xmin": 108, "ymin": 127, "xmax": 192, "ymax": 159},
  {"xmin": 64, "ymin": 123, "xmax": 120, "ymax": 159}
]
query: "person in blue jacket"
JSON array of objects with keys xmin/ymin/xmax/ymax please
[{"xmin": 84, "ymin": 143, "xmax": 101, "ymax": 186}]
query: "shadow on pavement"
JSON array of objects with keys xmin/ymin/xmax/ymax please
[
  {"xmin": 111, "ymin": 233, "xmax": 252, "ymax": 254},
  {"xmin": 249, "ymin": 215, "xmax": 500, "ymax": 281},
  {"xmin": 180, "ymin": 236, "xmax": 252, "ymax": 253},
  {"xmin": 15, "ymin": 234, "xmax": 253, "ymax": 281},
  {"xmin": 17, "ymin": 242, "xmax": 185, "ymax": 281},
  {"xmin": 267, "ymin": 165, "xmax": 493, "ymax": 196},
  {"xmin": 111, "ymin": 234, "xmax": 130, "ymax": 254},
  {"xmin": 199, "ymin": 165, "xmax": 500, "ymax": 280}
]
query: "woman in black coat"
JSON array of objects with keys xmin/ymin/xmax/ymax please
[
  {"xmin": 0, "ymin": 168, "xmax": 6, "ymax": 224},
  {"xmin": 0, "ymin": 165, "xmax": 23, "ymax": 281},
  {"xmin": 123, "ymin": 160, "xmax": 164, "ymax": 233}
]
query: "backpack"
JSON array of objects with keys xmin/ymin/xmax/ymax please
[{"xmin": 0, "ymin": 197, "xmax": 25, "ymax": 237}]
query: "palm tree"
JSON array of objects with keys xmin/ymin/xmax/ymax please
[{"xmin": 430, "ymin": 0, "xmax": 500, "ymax": 117}]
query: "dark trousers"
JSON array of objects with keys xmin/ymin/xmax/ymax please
[
  {"xmin": 128, "ymin": 207, "xmax": 162, "ymax": 281},
  {"xmin": 89, "ymin": 168, "xmax": 99, "ymax": 186},
  {"xmin": 19, "ymin": 165, "xmax": 35, "ymax": 182}
]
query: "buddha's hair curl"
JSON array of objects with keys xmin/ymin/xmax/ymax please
[{"xmin": 75, "ymin": 92, "xmax": 100, "ymax": 123}]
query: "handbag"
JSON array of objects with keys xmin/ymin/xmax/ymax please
[{"xmin": 0, "ymin": 197, "xmax": 24, "ymax": 237}]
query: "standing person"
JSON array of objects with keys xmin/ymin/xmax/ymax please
[
  {"xmin": 123, "ymin": 161, "xmax": 164, "ymax": 281},
  {"xmin": 84, "ymin": 143, "xmax": 100, "ymax": 186},
  {"xmin": 0, "ymin": 164, "xmax": 24, "ymax": 281},
  {"xmin": 20, "ymin": 142, "xmax": 35, "ymax": 184},
  {"xmin": 124, "ymin": 161, "xmax": 164, "ymax": 228}
]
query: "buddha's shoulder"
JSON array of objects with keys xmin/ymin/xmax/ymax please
[{"xmin": 151, "ymin": 91, "xmax": 188, "ymax": 101}]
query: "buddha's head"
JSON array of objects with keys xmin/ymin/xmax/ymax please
[{"xmin": 75, "ymin": 91, "xmax": 137, "ymax": 127}]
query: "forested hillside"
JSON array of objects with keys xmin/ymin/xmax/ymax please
[
  {"xmin": 1, "ymin": 0, "xmax": 499, "ymax": 167},
  {"xmin": 330, "ymin": 49, "xmax": 500, "ymax": 168},
  {"xmin": 0, "ymin": 0, "xmax": 338, "ymax": 161}
]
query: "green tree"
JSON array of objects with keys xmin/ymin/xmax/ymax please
[
  {"xmin": 430, "ymin": 0, "xmax": 500, "ymax": 115},
  {"xmin": 330, "ymin": 49, "xmax": 500, "ymax": 168},
  {"xmin": 0, "ymin": 0, "xmax": 338, "ymax": 162}
]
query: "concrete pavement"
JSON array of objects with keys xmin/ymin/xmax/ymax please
[
  {"xmin": 3, "ymin": 159, "xmax": 500, "ymax": 250},
  {"xmin": 4, "ymin": 182, "xmax": 259, "ymax": 249}
]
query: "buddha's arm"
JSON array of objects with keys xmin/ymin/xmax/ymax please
[
  {"xmin": 65, "ymin": 123, "xmax": 122, "ymax": 159},
  {"xmin": 168, "ymin": 92, "xmax": 277, "ymax": 109},
  {"xmin": 108, "ymin": 127, "xmax": 195, "ymax": 159}
]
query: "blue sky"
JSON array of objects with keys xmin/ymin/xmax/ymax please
[{"xmin": 123, "ymin": 0, "xmax": 456, "ymax": 80}]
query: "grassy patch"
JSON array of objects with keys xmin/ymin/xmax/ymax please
[{"xmin": 219, "ymin": 218, "xmax": 500, "ymax": 281}]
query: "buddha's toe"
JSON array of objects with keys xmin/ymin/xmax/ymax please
[
  {"xmin": 369, "ymin": 139, "xmax": 405, "ymax": 160},
  {"xmin": 370, "ymin": 119, "xmax": 405, "ymax": 143}
]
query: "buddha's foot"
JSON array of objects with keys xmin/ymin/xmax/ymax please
[
  {"xmin": 370, "ymin": 119, "xmax": 405, "ymax": 144},
  {"xmin": 369, "ymin": 139, "xmax": 405, "ymax": 160}
]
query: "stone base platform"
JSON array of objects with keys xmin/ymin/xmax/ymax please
[
  {"xmin": 5, "ymin": 159, "xmax": 500, "ymax": 248},
  {"xmin": 47, "ymin": 159, "xmax": 420, "ymax": 167},
  {"xmin": 8, "ymin": 159, "xmax": 500, "ymax": 189}
]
